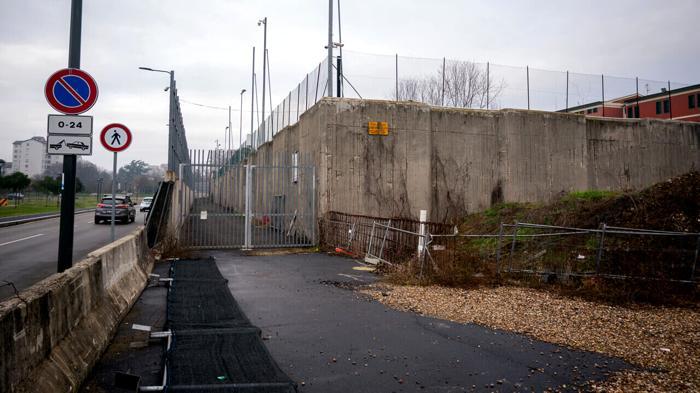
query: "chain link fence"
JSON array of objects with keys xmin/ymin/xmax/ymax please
[
  {"xmin": 241, "ymin": 51, "xmax": 688, "ymax": 156},
  {"xmin": 322, "ymin": 213, "xmax": 700, "ymax": 284}
]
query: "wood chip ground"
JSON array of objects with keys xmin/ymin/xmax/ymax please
[{"xmin": 360, "ymin": 284, "xmax": 700, "ymax": 392}]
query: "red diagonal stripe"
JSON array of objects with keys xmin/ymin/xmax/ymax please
[{"xmin": 57, "ymin": 77, "xmax": 87, "ymax": 105}]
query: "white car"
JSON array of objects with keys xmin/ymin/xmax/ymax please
[{"xmin": 139, "ymin": 197, "xmax": 153, "ymax": 212}]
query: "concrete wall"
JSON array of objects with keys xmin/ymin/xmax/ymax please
[
  {"xmin": 242, "ymin": 98, "xmax": 700, "ymax": 223},
  {"xmin": 0, "ymin": 227, "xmax": 153, "ymax": 393}
]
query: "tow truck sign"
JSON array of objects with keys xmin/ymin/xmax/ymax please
[{"xmin": 46, "ymin": 134, "xmax": 93, "ymax": 155}]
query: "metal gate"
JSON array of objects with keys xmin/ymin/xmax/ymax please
[{"xmin": 178, "ymin": 150, "xmax": 315, "ymax": 249}]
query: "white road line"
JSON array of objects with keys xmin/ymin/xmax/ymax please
[{"xmin": 0, "ymin": 233, "xmax": 45, "ymax": 247}]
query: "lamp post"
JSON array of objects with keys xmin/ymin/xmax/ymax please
[
  {"xmin": 239, "ymin": 89, "xmax": 246, "ymax": 154},
  {"xmin": 138, "ymin": 66, "xmax": 175, "ymax": 172}
]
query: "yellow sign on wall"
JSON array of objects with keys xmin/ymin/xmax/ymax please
[{"xmin": 368, "ymin": 121, "xmax": 389, "ymax": 135}]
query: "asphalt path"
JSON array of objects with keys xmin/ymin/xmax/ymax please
[
  {"xmin": 216, "ymin": 252, "xmax": 630, "ymax": 392},
  {"xmin": 0, "ymin": 211, "xmax": 147, "ymax": 300}
]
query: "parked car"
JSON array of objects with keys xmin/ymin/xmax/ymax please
[
  {"xmin": 7, "ymin": 192, "xmax": 24, "ymax": 200},
  {"xmin": 139, "ymin": 196, "xmax": 153, "ymax": 212},
  {"xmin": 95, "ymin": 195, "xmax": 136, "ymax": 224}
]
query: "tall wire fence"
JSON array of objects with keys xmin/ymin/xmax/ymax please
[{"xmin": 240, "ymin": 51, "xmax": 688, "ymax": 155}]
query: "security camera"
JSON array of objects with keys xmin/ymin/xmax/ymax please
[{"xmin": 164, "ymin": 87, "xmax": 170, "ymax": 92}]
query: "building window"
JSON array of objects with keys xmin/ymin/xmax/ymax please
[
  {"xmin": 691, "ymin": 94, "xmax": 697, "ymax": 109},
  {"xmin": 627, "ymin": 107, "xmax": 633, "ymax": 118},
  {"xmin": 663, "ymin": 99, "xmax": 670, "ymax": 113},
  {"xmin": 656, "ymin": 101, "xmax": 662, "ymax": 114},
  {"xmin": 634, "ymin": 106, "xmax": 639, "ymax": 118}
]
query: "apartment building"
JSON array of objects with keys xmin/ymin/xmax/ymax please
[{"xmin": 11, "ymin": 137, "xmax": 62, "ymax": 177}]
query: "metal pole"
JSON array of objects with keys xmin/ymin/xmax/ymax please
[
  {"xmin": 111, "ymin": 152, "xmax": 117, "ymax": 242},
  {"xmin": 565, "ymin": 71, "xmax": 569, "ymax": 112},
  {"xmin": 168, "ymin": 71, "xmax": 176, "ymax": 172},
  {"xmin": 261, "ymin": 18, "xmax": 267, "ymax": 142},
  {"xmin": 601, "ymin": 74, "xmax": 605, "ymax": 117},
  {"xmin": 508, "ymin": 222, "xmax": 518, "ymax": 272},
  {"xmin": 595, "ymin": 223, "xmax": 607, "ymax": 274},
  {"xmin": 441, "ymin": 57, "xmax": 446, "ymax": 106},
  {"xmin": 486, "ymin": 62, "xmax": 490, "ymax": 110},
  {"xmin": 496, "ymin": 222, "xmax": 504, "ymax": 273},
  {"xmin": 523, "ymin": 65, "xmax": 532, "ymax": 111},
  {"xmin": 239, "ymin": 89, "xmax": 245, "ymax": 153},
  {"xmin": 635, "ymin": 77, "xmax": 639, "ymax": 118},
  {"xmin": 395, "ymin": 53, "xmax": 399, "ymax": 101},
  {"xmin": 228, "ymin": 105, "xmax": 232, "ymax": 152},
  {"xmin": 244, "ymin": 164, "xmax": 252, "ymax": 249},
  {"xmin": 57, "ymin": 0, "xmax": 82, "ymax": 273},
  {"xmin": 336, "ymin": 56, "xmax": 342, "ymax": 97},
  {"xmin": 250, "ymin": 47, "xmax": 255, "ymax": 151},
  {"xmin": 668, "ymin": 80, "xmax": 672, "ymax": 119},
  {"xmin": 327, "ymin": 0, "xmax": 333, "ymax": 98}
]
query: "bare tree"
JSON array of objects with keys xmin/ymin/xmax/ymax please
[{"xmin": 396, "ymin": 60, "xmax": 504, "ymax": 109}]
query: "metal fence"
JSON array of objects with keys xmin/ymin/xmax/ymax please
[
  {"xmin": 322, "ymin": 213, "xmax": 700, "ymax": 283},
  {"xmin": 241, "ymin": 51, "xmax": 688, "ymax": 155},
  {"xmin": 178, "ymin": 150, "xmax": 316, "ymax": 249}
]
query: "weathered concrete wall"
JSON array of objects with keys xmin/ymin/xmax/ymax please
[
  {"xmin": 244, "ymin": 98, "xmax": 700, "ymax": 223},
  {"xmin": 0, "ymin": 227, "xmax": 153, "ymax": 393}
]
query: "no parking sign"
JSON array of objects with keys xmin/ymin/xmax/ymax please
[{"xmin": 45, "ymin": 68, "xmax": 98, "ymax": 114}]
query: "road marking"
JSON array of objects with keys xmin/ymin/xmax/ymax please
[{"xmin": 0, "ymin": 233, "xmax": 45, "ymax": 247}]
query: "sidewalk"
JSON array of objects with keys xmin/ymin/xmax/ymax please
[{"xmin": 82, "ymin": 251, "xmax": 630, "ymax": 392}]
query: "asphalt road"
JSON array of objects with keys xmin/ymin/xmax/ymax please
[{"xmin": 0, "ymin": 211, "xmax": 146, "ymax": 300}]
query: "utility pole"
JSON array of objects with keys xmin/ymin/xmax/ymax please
[
  {"xmin": 327, "ymin": 0, "xmax": 333, "ymax": 97},
  {"xmin": 259, "ymin": 18, "xmax": 267, "ymax": 144},
  {"xmin": 57, "ymin": 0, "xmax": 82, "ymax": 273},
  {"xmin": 250, "ymin": 46, "xmax": 255, "ymax": 150},
  {"xmin": 228, "ymin": 105, "xmax": 232, "ymax": 151}
]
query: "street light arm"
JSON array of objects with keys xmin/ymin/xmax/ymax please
[{"xmin": 138, "ymin": 66, "xmax": 172, "ymax": 75}]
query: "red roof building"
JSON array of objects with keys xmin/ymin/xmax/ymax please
[{"xmin": 561, "ymin": 84, "xmax": 700, "ymax": 122}]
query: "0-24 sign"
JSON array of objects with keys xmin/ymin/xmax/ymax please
[{"xmin": 47, "ymin": 114, "xmax": 93, "ymax": 136}]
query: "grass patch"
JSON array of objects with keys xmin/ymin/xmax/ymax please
[
  {"xmin": 0, "ymin": 194, "xmax": 96, "ymax": 218},
  {"xmin": 563, "ymin": 190, "xmax": 618, "ymax": 203}
]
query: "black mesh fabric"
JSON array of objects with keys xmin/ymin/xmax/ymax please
[{"xmin": 166, "ymin": 259, "xmax": 296, "ymax": 393}]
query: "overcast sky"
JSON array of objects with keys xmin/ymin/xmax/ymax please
[{"xmin": 1, "ymin": 0, "xmax": 697, "ymax": 171}]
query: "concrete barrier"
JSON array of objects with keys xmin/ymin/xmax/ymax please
[{"xmin": 0, "ymin": 227, "xmax": 153, "ymax": 393}]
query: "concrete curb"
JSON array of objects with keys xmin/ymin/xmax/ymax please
[{"xmin": 0, "ymin": 209, "xmax": 94, "ymax": 228}]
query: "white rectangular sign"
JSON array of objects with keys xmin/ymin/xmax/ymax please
[
  {"xmin": 47, "ymin": 114, "xmax": 93, "ymax": 135},
  {"xmin": 46, "ymin": 134, "xmax": 93, "ymax": 155}
]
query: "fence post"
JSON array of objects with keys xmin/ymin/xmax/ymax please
[
  {"xmin": 691, "ymin": 235, "xmax": 699, "ymax": 281},
  {"xmin": 243, "ymin": 164, "xmax": 253, "ymax": 249},
  {"xmin": 418, "ymin": 210, "xmax": 427, "ymax": 259},
  {"xmin": 508, "ymin": 222, "xmax": 519, "ymax": 272},
  {"xmin": 601, "ymin": 74, "xmax": 605, "ymax": 117},
  {"xmin": 378, "ymin": 219, "xmax": 391, "ymax": 261},
  {"xmin": 565, "ymin": 71, "xmax": 569, "ymax": 112},
  {"xmin": 395, "ymin": 53, "xmax": 399, "ymax": 101},
  {"xmin": 496, "ymin": 222, "xmax": 504, "ymax": 273},
  {"xmin": 486, "ymin": 62, "xmax": 490, "ymax": 110},
  {"xmin": 526, "ymin": 66, "xmax": 530, "ymax": 110},
  {"xmin": 366, "ymin": 220, "xmax": 376, "ymax": 260},
  {"xmin": 442, "ymin": 57, "xmax": 446, "ymax": 106},
  {"xmin": 595, "ymin": 223, "xmax": 607, "ymax": 274}
]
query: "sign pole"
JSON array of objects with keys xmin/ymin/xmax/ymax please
[
  {"xmin": 111, "ymin": 151, "xmax": 117, "ymax": 242},
  {"xmin": 57, "ymin": 0, "xmax": 82, "ymax": 273}
]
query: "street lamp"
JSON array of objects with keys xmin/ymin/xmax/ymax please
[
  {"xmin": 239, "ymin": 89, "xmax": 246, "ymax": 155},
  {"xmin": 139, "ymin": 66, "xmax": 176, "ymax": 172}
]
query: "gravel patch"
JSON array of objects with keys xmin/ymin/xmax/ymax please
[{"xmin": 360, "ymin": 284, "xmax": 700, "ymax": 392}]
